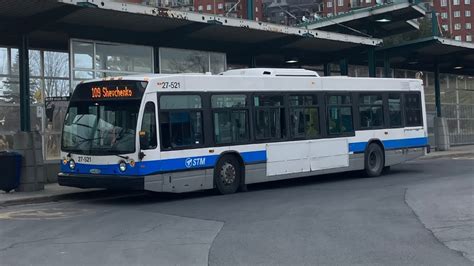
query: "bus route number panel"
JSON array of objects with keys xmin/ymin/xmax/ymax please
[
  {"xmin": 91, "ymin": 86, "xmax": 133, "ymax": 99},
  {"xmin": 71, "ymin": 81, "xmax": 147, "ymax": 101}
]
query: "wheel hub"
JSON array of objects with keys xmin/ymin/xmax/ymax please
[
  {"xmin": 220, "ymin": 163, "xmax": 236, "ymax": 185},
  {"xmin": 369, "ymin": 151, "xmax": 379, "ymax": 169}
]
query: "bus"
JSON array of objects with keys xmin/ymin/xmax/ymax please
[{"xmin": 58, "ymin": 68, "xmax": 428, "ymax": 194}]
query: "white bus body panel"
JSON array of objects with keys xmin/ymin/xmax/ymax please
[
  {"xmin": 309, "ymin": 138, "xmax": 349, "ymax": 171},
  {"xmin": 266, "ymin": 138, "xmax": 349, "ymax": 176}
]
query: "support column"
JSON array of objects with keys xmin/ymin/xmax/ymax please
[
  {"xmin": 383, "ymin": 52, "xmax": 391, "ymax": 78},
  {"xmin": 247, "ymin": 0, "xmax": 254, "ymax": 20},
  {"xmin": 323, "ymin": 63, "xmax": 331, "ymax": 76},
  {"xmin": 433, "ymin": 59, "xmax": 450, "ymax": 151},
  {"xmin": 434, "ymin": 60, "xmax": 441, "ymax": 117},
  {"xmin": 19, "ymin": 34, "xmax": 30, "ymax": 132},
  {"xmin": 15, "ymin": 34, "xmax": 45, "ymax": 191},
  {"xmin": 250, "ymin": 55, "xmax": 257, "ymax": 68},
  {"xmin": 431, "ymin": 10, "xmax": 440, "ymax": 37},
  {"xmin": 339, "ymin": 59, "xmax": 348, "ymax": 76},
  {"xmin": 368, "ymin": 48, "xmax": 376, "ymax": 77}
]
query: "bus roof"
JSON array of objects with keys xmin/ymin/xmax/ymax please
[{"xmin": 77, "ymin": 68, "xmax": 423, "ymax": 93}]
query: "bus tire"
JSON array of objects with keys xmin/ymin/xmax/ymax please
[
  {"xmin": 214, "ymin": 155, "xmax": 241, "ymax": 195},
  {"xmin": 364, "ymin": 143, "xmax": 385, "ymax": 177}
]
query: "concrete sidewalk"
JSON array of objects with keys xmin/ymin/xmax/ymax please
[
  {"xmin": 406, "ymin": 171, "xmax": 474, "ymax": 262},
  {"xmin": 421, "ymin": 145, "xmax": 474, "ymax": 160},
  {"xmin": 1, "ymin": 145, "xmax": 473, "ymax": 207}
]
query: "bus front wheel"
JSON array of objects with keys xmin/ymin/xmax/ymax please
[
  {"xmin": 214, "ymin": 155, "xmax": 241, "ymax": 195},
  {"xmin": 364, "ymin": 143, "xmax": 385, "ymax": 177}
]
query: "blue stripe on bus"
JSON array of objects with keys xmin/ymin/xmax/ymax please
[
  {"xmin": 62, "ymin": 150, "xmax": 268, "ymax": 176},
  {"xmin": 349, "ymin": 137, "xmax": 428, "ymax": 153},
  {"xmin": 242, "ymin": 150, "xmax": 267, "ymax": 163},
  {"xmin": 62, "ymin": 137, "xmax": 427, "ymax": 176}
]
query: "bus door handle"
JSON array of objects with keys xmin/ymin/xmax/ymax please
[
  {"xmin": 209, "ymin": 149, "xmax": 214, "ymax": 153},
  {"xmin": 384, "ymin": 131, "xmax": 388, "ymax": 135}
]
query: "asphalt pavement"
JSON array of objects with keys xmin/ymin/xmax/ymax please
[{"xmin": 0, "ymin": 155, "xmax": 472, "ymax": 265}]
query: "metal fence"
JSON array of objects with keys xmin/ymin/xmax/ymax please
[
  {"xmin": 443, "ymin": 103, "xmax": 474, "ymax": 146},
  {"xmin": 426, "ymin": 102, "xmax": 474, "ymax": 147}
]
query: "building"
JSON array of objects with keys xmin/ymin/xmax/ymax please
[
  {"xmin": 194, "ymin": 0, "xmax": 264, "ymax": 20},
  {"xmin": 433, "ymin": 0, "xmax": 473, "ymax": 42},
  {"xmin": 321, "ymin": 0, "xmax": 382, "ymax": 17},
  {"xmin": 194, "ymin": 0, "xmax": 226, "ymax": 15},
  {"xmin": 264, "ymin": 0, "xmax": 322, "ymax": 25},
  {"xmin": 318, "ymin": 0, "xmax": 473, "ymax": 41}
]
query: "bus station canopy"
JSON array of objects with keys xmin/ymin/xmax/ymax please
[
  {"xmin": 0, "ymin": 0, "xmax": 381, "ymax": 64},
  {"xmin": 300, "ymin": 1, "xmax": 426, "ymax": 38},
  {"xmin": 380, "ymin": 37, "xmax": 474, "ymax": 76}
]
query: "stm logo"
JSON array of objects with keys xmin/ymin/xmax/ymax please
[{"xmin": 185, "ymin": 157, "xmax": 206, "ymax": 168}]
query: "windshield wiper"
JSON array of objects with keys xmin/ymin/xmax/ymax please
[
  {"xmin": 116, "ymin": 154, "xmax": 129, "ymax": 160},
  {"xmin": 102, "ymin": 149, "xmax": 130, "ymax": 160}
]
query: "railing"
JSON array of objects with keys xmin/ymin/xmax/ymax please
[{"xmin": 443, "ymin": 104, "xmax": 474, "ymax": 146}]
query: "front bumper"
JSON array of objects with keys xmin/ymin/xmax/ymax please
[{"xmin": 58, "ymin": 172, "xmax": 144, "ymax": 190}]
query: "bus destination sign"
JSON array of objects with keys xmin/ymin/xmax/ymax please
[
  {"xmin": 91, "ymin": 86, "xmax": 133, "ymax": 99},
  {"xmin": 71, "ymin": 80, "xmax": 147, "ymax": 102}
]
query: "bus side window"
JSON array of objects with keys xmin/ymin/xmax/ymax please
[
  {"xmin": 388, "ymin": 93, "xmax": 402, "ymax": 127},
  {"xmin": 358, "ymin": 94, "xmax": 383, "ymax": 129},
  {"xmin": 140, "ymin": 102, "xmax": 157, "ymax": 150},
  {"xmin": 327, "ymin": 95, "xmax": 354, "ymax": 135},
  {"xmin": 159, "ymin": 112, "xmax": 171, "ymax": 149},
  {"xmin": 212, "ymin": 94, "xmax": 249, "ymax": 144},
  {"xmin": 289, "ymin": 95, "xmax": 320, "ymax": 139},
  {"xmin": 159, "ymin": 95, "xmax": 203, "ymax": 150},
  {"xmin": 254, "ymin": 95, "xmax": 286, "ymax": 140},
  {"xmin": 404, "ymin": 93, "xmax": 422, "ymax": 126}
]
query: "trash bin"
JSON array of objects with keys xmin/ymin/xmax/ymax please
[{"xmin": 0, "ymin": 151, "xmax": 22, "ymax": 193}]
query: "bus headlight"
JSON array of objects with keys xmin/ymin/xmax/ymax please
[
  {"xmin": 119, "ymin": 161, "xmax": 127, "ymax": 172},
  {"xmin": 69, "ymin": 159, "xmax": 76, "ymax": 170}
]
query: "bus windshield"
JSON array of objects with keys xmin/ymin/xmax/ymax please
[
  {"xmin": 61, "ymin": 100, "xmax": 140, "ymax": 155},
  {"xmin": 61, "ymin": 80, "xmax": 147, "ymax": 155}
]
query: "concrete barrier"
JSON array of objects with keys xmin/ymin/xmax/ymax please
[
  {"xmin": 13, "ymin": 131, "xmax": 45, "ymax": 192},
  {"xmin": 434, "ymin": 117, "xmax": 450, "ymax": 151}
]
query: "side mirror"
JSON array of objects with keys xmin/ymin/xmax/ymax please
[{"xmin": 139, "ymin": 131, "xmax": 149, "ymax": 150}]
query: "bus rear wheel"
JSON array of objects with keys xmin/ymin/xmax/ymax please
[
  {"xmin": 214, "ymin": 155, "xmax": 241, "ymax": 195},
  {"xmin": 364, "ymin": 143, "xmax": 385, "ymax": 177}
]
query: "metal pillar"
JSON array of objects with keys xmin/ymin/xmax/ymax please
[
  {"xmin": 434, "ymin": 59, "xmax": 441, "ymax": 117},
  {"xmin": 323, "ymin": 63, "xmax": 331, "ymax": 76},
  {"xmin": 250, "ymin": 55, "xmax": 257, "ymax": 68},
  {"xmin": 383, "ymin": 52, "xmax": 391, "ymax": 78},
  {"xmin": 247, "ymin": 0, "xmax": 254, "ymax": 20},
  {"xmin": 339, "ymin": 59, "xmax": 348, "ymax": 76},
  {"xmin": 368, "ymin": 48, "xmax": 376, "ymax": 77},
  {"xmin": 431, "ymin": 10, "xmax": 440, "ymax": 37},
  {"xmin": 19, "ymin": 34, "xmax": 30, "ymax": 132},
  {"xmin": 433, "ymin": 58, "xmax": 449, "ymax": 150}
]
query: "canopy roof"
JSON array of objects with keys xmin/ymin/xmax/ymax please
[
  {"xmin": 380, "ymin": 37, "xmax": 474, "ymax": 75},
  {"xmin": 300, "ymin": 1, "xmax": 426, "ymax": 38},
  {"xmin": 0, "ymin": 0, "xmax": 381, "ymax": 64}
]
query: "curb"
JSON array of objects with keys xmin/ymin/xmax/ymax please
[
  {"xmin": 0, "ymin": 190, "xmax": 99, "ymax": 207},
  {"xmin": 0, "ymin": 189, "xmax": 143, "ymax": 208},
  {"xmin": 419, "ymin": 151, "xmax": 474, "ymax": 160}
]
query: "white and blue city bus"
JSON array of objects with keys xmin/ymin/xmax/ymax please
[{"xmin": 58, "ymin": 68, "xmax": 428, "ymax": 194}]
